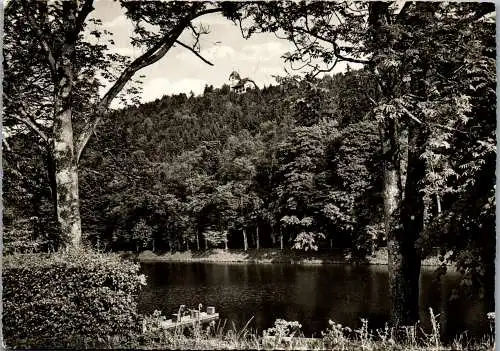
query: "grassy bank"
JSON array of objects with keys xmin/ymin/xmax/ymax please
[
  {"xmin": 133, "ymin": 248, "xmax": 443, "ymax": 266},
  {"xmin": 106, "ymin": 312, "xmax": 494, "ymax": 350}
]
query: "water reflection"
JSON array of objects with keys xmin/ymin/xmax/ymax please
[{"xmin": 139, "ymin": 263, "xmax": 491, "ymax": 339}]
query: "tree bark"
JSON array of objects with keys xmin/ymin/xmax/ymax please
[
  {"xmin": 52, "ymin": 2, "xmax": 82, "ymax": 250},
  {"xmin": 256, "ymin": 226, "xmax": 260, "ymax": 250},
  {"xmin": 379, "ymin": 117, "xmax": 408, "ymax": 326},
  {"xmin": 45, "ymin": 146, "xmax": 58, "ymax": 217},
  {"xmin": 243, "ymin": 228, "xmax": 248, "ymax": 251},
  {"xmin": 393, "ymin": 124, "xmax": 428, "ymax": 326}
]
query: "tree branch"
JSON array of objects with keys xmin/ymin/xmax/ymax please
[
  {"xmin": 24, "ymin": 3, "xmax": 57, "ymax": 75},
  {"xmin": 398, "ymin": 102, "xmax": 425, "ymax": 125},
  {"xmin": 310, "ymin": 57, "xmax": 339, "ymax": 78},
  {"xmin": 3, "ymin": 138, "xmax": 12, "ymax": 152},
  {"xmin": 461, "ymin": 4, "xmax": 495, "ymax": 24},
  {"xmin": 294, "ymin": 27, "xmax": 370, "ymax": 64},
  {"xmin": 4, "ymin": 94, "xmax": 50, "ymax": 142},
  {"xmin": 175, "ymin": 40, "xmax": 214, "ymax": 66},
  {"xmin": 75, "ymin": 5, "xmax": 225, "ymax": 163},
  {"xmin": 4, "ymin": 0, "xmax": 18, "ymax": 16},
  {"xmin": 11, "ymin": 113, "xmax": 50, "ymax": 142},
  {"xmin": 397, "ymin": 100, "xmax": 470, "ymax": 136}
]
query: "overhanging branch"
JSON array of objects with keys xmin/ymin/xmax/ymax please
[
  {"xmin": 75, "ymin": 5, "xmax": 225, "ymax": 163},
  {"xmin": 175, "ymin": 40, "xmax": 214, "ymax": 66},
  {"xmin": 294, "ymin": 27, "xmax": 370, "ymax": 65}
]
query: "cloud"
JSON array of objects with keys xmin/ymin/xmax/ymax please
[
  {"xmin": 200, "ymin": 45, "xmax": 237, "ymax": 61},
  {"xmin": 141, "ymin": 77, "xmax": 208, "ymax": 101},
  {"xmin": 111, "ymin": 46, "xmax": 137, "ymax": 58},
  {"xmin": 241, "ymin": 42, "xmax": 291, "ymax": 62},
  {"xmin": 103, "ymin": 13, "xmax": 130, "ymax": 29},
  {"xmin": 176, "ymin": 44, "xmax": 236, "ymax": 63}
]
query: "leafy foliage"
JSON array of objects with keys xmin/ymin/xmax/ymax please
[{"xmin": 3, "ymin": 250, "xmax": 146, "ymax": 348}]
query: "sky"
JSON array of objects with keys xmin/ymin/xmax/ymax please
[{"xmin": 90, "ymin": 1, "xmax": 354, "ymax": 107}]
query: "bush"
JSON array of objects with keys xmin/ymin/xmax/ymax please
[{"xmin": 3, "ymin": 249, "xmax": 147, "ymax": 348}]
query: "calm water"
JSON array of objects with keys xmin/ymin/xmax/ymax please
[{"xmin": 139, "ymin": 263, "xmax": 493, "ymax": 340}]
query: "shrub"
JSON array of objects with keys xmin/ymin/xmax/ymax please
[{"xmin": 3, "ymin": 249, "xmax": 147, "ymax": 349}]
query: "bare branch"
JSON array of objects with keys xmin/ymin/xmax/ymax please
[
  {"xmin": 332, "ymin": 10, "xmax": 344, "ymax": 25},
  {"xmin": 290, "ymin": 56, "xmax": 313, "ymax": 71},
  {"xmin": 397, "ymin": 102, "xmax": 424, "ymax": 125},
  {"xmin": 237, "ymin": 17, "xmax": 252, "ymax": 40},
  {"xmin": 310, "ymin": 57, "xmax": 339, "ymax": 78},
  {"xmin": 428, "ymin": 122, "xmax": 470, "ymax": 136},
  {"xmin": 175, "ymin": 40, "xmax": 214, "ymax": 66},
  {"xmin": 367, "ymin": 95, "xmax": 378, "ymax": 106}
]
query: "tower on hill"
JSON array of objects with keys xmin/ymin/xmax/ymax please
[{"xmin": 228, "ymin": 71, "xmax": 257, "ymax": 93}]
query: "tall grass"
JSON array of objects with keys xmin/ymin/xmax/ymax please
[{"xmin": 124, "ymin": 308, "xmax": 494, "ymax": 350}]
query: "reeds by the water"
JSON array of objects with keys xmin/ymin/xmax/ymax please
[{"xmin": 130, "ymin": 308, "xmax": 495, "ymax": 350}]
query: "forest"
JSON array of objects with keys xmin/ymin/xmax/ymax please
[
  {"xmin": 7, "ymin": 64, "xmax": 495, "ymax": 263},
  {"xmin": 2, "ymin": 1, "xmax": 496, "ymax": 349}
]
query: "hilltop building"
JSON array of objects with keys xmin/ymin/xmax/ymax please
[{"xmin": 229, "ymin": 71, "xmax": 257, "ymax": 94}]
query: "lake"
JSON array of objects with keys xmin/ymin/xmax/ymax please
[{"xmin": 138, "ymin": 262, "xmax": 493, "ymax": 341}]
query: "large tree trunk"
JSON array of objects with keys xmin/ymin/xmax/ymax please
[
  {"xmin": 368, "ymin": 1, "xmax": 432, "ymax": 327},
  {"xmin": 52, "ymin": 2, "xmax": 82, "ymax": 250},
  {"xmin": 379, "ymin": 117, "xmax": 411, "ymax": 326},
  {"xmin": 390, "ymin": 124, "xmax": 428, "ymax": 326}
]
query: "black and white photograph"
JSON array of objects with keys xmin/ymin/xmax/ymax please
[{"xmin": 2, "ymin": 1, "xmax": 496, "ymax": 349}]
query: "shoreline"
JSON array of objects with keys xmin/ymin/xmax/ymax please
[{"xmin": 124, "ymin": 248, "xmax": 445, "ymax": 267}]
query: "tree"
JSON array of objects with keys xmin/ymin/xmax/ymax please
[
  {"xmin": 4, "ymin": 0, "xmax": 243, "ymax": 250},
  {"xmin": 236, "ymin": 1, "xmax": 495, "ymax": 325},
  {"xmin": 273, "ymin": 118, "xmax": 337, "ymax": 251},
  {"xmin": 217, "ymin": 131, "xmax": 264, "ymax": 251},
  {"xmin": 327, "ymin": 120, "xmax": 384, "ymax": 256}
]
